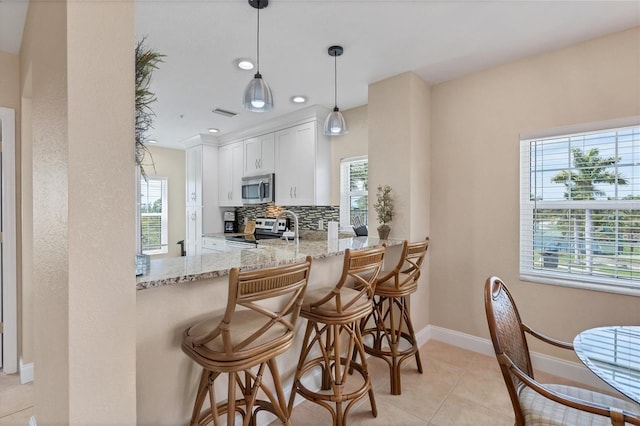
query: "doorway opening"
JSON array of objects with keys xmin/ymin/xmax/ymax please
[{"xmin": 0, "ymin": 107, "xmax": 18, "ymax": 375}]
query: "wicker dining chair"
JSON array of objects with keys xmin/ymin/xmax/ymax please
[
  {"xmin": 288, "ymin": 246, "xmax": 386, "ymax": 426},
  {"xmin": 360, "ymin": 237, "xmax": 429, "ymax": 395},
  {"xmin": 182, "ymin": 257, "xmax": 312, "ymax": 426},
  {"xmin": 484, "ymin": 276, "xmax": 640, "ymax": 426}
]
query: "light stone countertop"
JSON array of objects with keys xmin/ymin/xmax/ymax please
[{"xmin": 136, "ymin": 236, "xmax": 401, "ymax": 291}]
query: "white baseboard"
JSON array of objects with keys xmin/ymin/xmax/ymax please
[
  {"xmin": 423, "ymin": 325, "xmax": 614, "ymax": 394},
  {"xmin": 20, "ymin": 359, "xmax": 34, "ymax": 384}
]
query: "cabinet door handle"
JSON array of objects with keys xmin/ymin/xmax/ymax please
[
  {"xmin": 258, "ymin": 158, "xmax": 262, "ymax": 168},
  {"xmin": 191, "ymin": 211, "xmax": 197, "ymax": 220},
  {"xmin": 294, "ymin": 186, "xmax": 297, "ymax": 197},
  {"xmin": 289, "ymin": 187, "xmax": 293, "ymax": 197}
]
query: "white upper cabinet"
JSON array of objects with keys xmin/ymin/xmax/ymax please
[
  {"xmin": 244, "ymin": 133, "xmax": 275, "ymax": 176},
  {"xmin": 215, "ymin": 105, "xmax": 331, "ymax": 207},
  {"xmin": 274, "ymin": 121, "xmax": 330, "ymax": 206},
  {"xmin": 218, "ymin": 141, "xmax": 243, "ymax": 207}
]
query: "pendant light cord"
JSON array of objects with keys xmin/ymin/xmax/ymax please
[
  {"xmin": 256, "ymin": 5, "xmax": 261, "ymax": 74},
  {"xmin": 334, "ymin": 53, "xmax": 338, "ymax": 108}
]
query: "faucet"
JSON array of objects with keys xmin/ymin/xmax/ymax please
[{"xmin": 272, "ymin": 210, "xmax": 299, "ymax": 246}]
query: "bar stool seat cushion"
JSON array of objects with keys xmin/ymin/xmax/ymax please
[
  {"xmin": 375, "ymin": 272, "xmax": 417, "ymax": 296},
  {"xmin": 301, "ymin": 286, "xmax": 371, "ymax": 321},
  {"xmin": 520, "ymin": 384, "xmax": 639, "ymax": 426},
  {"xmin": 184, "ymin": 309, "xmax": 290, "ymax": 363}
]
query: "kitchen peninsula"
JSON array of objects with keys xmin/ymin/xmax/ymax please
[
  {"xmin": 136, "ymin": 235, "xmax": 400, "ymax": 290},
  {"xmin": 135, "ymin": 236, "xmax": 402, "ymax": 425}
]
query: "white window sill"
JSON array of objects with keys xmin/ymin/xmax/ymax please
[
  {"xmin": 143, "ymin": 248, "xmax": 168, "ymax": 256},
  {"xmin": 520, "ymin": 272, "xmax": 640, "ymax": 297}
]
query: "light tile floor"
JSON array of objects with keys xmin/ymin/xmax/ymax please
[
  {"xmin": 0, "ymin": 340, "xmax": 625, "ymax": 425},
  {"xmin": 286, "ymin": 340, "xmax": 624, "ymax": 425},
  {"xmin": 0, "ymin": 370, "xmax": 33, "ymax": 426}
]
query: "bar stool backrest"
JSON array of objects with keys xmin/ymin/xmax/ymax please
[
  {"xmin": 311, "ymin": 246, "xmax": 385, "ymax": 315},
  {"xmin": 379, "ymin": 238, "xmax": 429, "ymax": 289},
  {"xmin": 191, "ymin": 257, "xmax": 312, "ymax": 359}
]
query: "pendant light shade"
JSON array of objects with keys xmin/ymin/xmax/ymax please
[
  {"xmin": 324, "ymin": 107, "xmax": 348, "ymax": 135},
  {"xmin": 324, "ymin": 45, "xmax": 348, "ymax": 136},
  {"xmin": 243, "ymin": 72, "xmax": 273, "ymax": 112},
  {"xmin": 242, "ymin": 0, "xmax": 273, "ymax": 112}
]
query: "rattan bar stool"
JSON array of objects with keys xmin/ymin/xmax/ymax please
[
  {"xmin": 287, "ymin": 246, "xmax": 386, "ymax": 426},
  {"xmin": 360, "ymin": 237, "xmax": 429, "ymax": 395},
  {"xmin": 181, "ymin": 257, "xmax": 312, "ymax": 426}
]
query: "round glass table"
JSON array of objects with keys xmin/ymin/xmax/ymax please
[{"xmin": 573, "ymin": 326, "xmax": 640, "ymax": 404}]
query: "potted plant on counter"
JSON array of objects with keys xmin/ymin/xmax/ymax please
[{"xmin": 374, "ymin": 184, "xmax": 394, "ymax": 240}]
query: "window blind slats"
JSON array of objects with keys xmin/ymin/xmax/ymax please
[
  {"xmin": 521, "ymin": 125, "xmax": 640, "ymax": 292},
  {"xmin": 140, "ymin": 177, "xmax": 168, "ymax": 254},
  {"xmin": 340, "ymin": 157, "xmax": 368, "ymax": 227}
]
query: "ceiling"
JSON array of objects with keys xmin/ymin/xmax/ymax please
[{"xmin": 2, "ymin": 1, "xmax": 639, "ymax": 150}]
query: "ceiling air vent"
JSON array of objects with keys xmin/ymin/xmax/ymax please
[{"xmin": 212, "ymin": 108, "xmax": 239, "ymax": 118}]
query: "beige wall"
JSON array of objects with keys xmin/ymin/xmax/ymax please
[
  {"xmin": 142, "ymin": 145, "xmax": 186, "ymax": 258},
  {"xmin": 368, "ymin": 72, "xmax": 431, "ymax": 241},
  {"xmin": 429, "ymin": 27, "xmax": 640, "ymax": 360},
  {"xmin": 330, "ymin": 104, "xmax": 369, "ymax": 205},
  {"xmin": 21, "ymin": 1, "xmax": 137, "ymax": 423},
  {"xmin": 0, "ymin": 52, "xmax": 20, "ymax": 108}
]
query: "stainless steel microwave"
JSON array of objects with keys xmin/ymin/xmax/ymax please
[{"xmin": 241, "ymin": 173, "xmax": 275, "ymax": 205}]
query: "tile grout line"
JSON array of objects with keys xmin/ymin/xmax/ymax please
[{"xmin": 424, "ymin": 366, "xmax": 468, "ymax": 425}]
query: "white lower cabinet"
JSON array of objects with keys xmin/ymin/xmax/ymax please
[
  {"xmin": 274, "ymin": 121, "xmax": 330, "ymax": 206},
  {"xmin": 201, "ymin": 237, "xmax": 229, "ymax": 253}
]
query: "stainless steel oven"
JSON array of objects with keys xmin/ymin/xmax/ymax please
[{"xmin": 241, "ymin": 173, "xmax": 274, "ymax": 204}]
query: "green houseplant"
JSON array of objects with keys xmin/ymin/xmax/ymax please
[
  {"xmin": 374, "ymin": 184, "xmax": 394, "ymax": 240},
  {"xmin": 135, "ymin": 37, "xmax": 164, "ymax": 178},
  {"xmin": 135, "ymin": 38, "xmax": 164, "ymax": 273}
]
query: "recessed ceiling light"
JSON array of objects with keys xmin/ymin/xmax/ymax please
[
  {"xmin": 291, "ymin": 96, "xmax": 307, "ymax": 104},
  {"xmin": 208, "ymin": 128, "xmax": 219, "ymax": 133},
  {"xmin": 146, "ymin": 139, "xmax": 158, "ymax": 144},
  {"xmin": 235, "ymin": 58, "xmax": 255, "ymax": 71}
]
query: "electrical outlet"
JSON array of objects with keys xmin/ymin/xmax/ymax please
[{"xmin": 317, "ymin": 219, "xmax": 324, "ymax": 230}]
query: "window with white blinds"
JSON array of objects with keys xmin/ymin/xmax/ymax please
[
  {"xmin": 340, "ymin": 156, "xmax": 368, "ymax": 228},
  {"xmin": 520, "ymin": 124, "xmax": 640, "ymax": 295},
  {"xmin": 140, "ymin": 176, "xmax": 168, "ymax": 255}
]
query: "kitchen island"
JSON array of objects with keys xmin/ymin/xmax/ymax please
[{"xmin": 136, "ymin": 236, "xmax": 402, "ymax": 425}]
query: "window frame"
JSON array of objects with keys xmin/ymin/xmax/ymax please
[
  {"xmin": 140, "ymin": 175, "xmax": 169, "ymax": 255},
  {"xmin": 339, "ymin": 155, "xmax": 368, "ymax": 229},
  {"xmin": 519, "ymin": 121, "xmax": 640, "ymax": 296}
]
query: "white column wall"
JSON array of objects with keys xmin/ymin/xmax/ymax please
[
  {"xmin": 24, "ymin": 1, "xmax": 137, "ymax": 423},
  {"xmin": 367, "ymin": 71, "xmax": 431, "ymax": 332}
]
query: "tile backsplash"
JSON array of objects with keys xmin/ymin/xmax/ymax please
[{"xmin": 235, "ymin": 204, "xmax": 339, "ymax": 231}]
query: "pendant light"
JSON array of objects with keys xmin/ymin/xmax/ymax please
[
  {"xmin": 242, "ymin": 0, "xmax": 274, "ymax": 112},
  {"xmin": 323, "ymin": 45, "xmax": 348, "ymax": 136}
]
